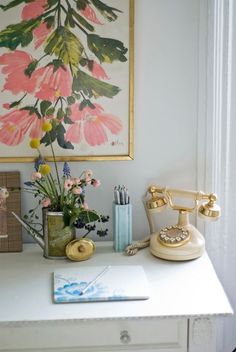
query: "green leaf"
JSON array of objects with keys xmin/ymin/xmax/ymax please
[
  {"xmin": 79, "ymin": 210, "xmax": 100, "ymax": 224},
  {"xmin": 21, "ymin": 106, "xmax": 41, "ymax": 119},
  {"xmin": 44, "ymin": 16, "xmax": 55, "ymax": 29},
  {"xmin": 44, "ymin": 26, "xmax": 84, "ymax": 73},
  {"xmin": 47, "ymin": 0, "xmax": 58, "ymax": 8},
  {"xmin": 24, "ymin": 60, "xmax": 38, "ymax": 77},
  {"xmin": 57, "ymin": 108, "xmax": 64, "ymax": 119},
  {"xmin": 45, "ymin": 107, "xmax": 55, "ymax": 116},
  {"xmin": 9, "ymin": 100, "xmax": 22, "ymax": 108},
  {"xmin": 40, "ymin": 128, "xmax": 57, "ymax": 145},
  {"xmin": 0, "ymin": 19, "xmax": 41, "ymax": 50},
  {"xmin": 0, "ymin": 0, "xmax": 33, "ymax": 11},
  {"xmin": 65, "ymin": 11, "xmax": 76, "ymax": 29},
  {"xmin": 73, "ymin": 70, "xmax": 120, "ymax": 99},
  {"xmin": 64, "ymin": 115, "xmax": 73, "ymax": 124},
  {"xmin": 90, "ymin": 0, "xmax": 122, "ymax": 22},
  {"xmin": 63, "ymin": 107, "xmax": 73, "ymax": 124},
  {"xmin": 72, "ymin": 9, "xmax": 94, "ymax": 32},
  {"xmin": 87, "ymin": 34, "xmax": 127, "ymax": 63},
  {"xmin": 56, "ymin": 124, "xmax": 74, "ymax": 149},
  {"xmin": 40, "ymin": 101, "xmax": 52, "ymax": 116},
  {"xmin": 67, "ymin": 96, "xmax": 76, "ymax": 105},
  {"xmin": 76, "ymin": 0, "xmax": 89, "ymax": 11}
]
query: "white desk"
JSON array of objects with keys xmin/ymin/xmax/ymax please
[{"xmin": 0, "ymin": 242, "xmax": 233, "ymax": 352}]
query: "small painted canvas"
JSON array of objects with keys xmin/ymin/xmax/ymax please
[{"xmin": 53, "ymin": 265, "xmax": 150, "ymax": 303}]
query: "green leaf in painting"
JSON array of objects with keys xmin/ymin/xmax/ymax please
[
  {"xmin": 21, "ymin": 106, "xmax": 41, "ymax": 119},
  {"xmin": 76, "ymin": 0, "xmax": 90, "ymax": 11},
  {"xmin": 0, "ymin": 19, "xmax": 40, "ymax": 50},
  {"xmin": 73, "ymin": 70, "xmax": 120, "ymax": 99},
  {"xmin": 0, "ymin": 0, "xmax": 33, "ymax": 11},
  {"xmin": 47, "ymin": 0, "xmax": 58, "ymax": 8},
  {"xmin": 56, "ymin": 124, "xmax": 74, "ymax": 150},
  {"xmin": 40, "ymin": 101, "xmax": 52, "ymax": 116},
  {"xmin": 65, "ymin": 11, "xmax": 76, "ymax": 29},
  {"xmin": 67, "ymin": 96, "xmax": 76, "ymax": 105},
  {"xmin": 44, "ymin": 16, "xmax": 55, "ymax": 29},
  {"xmin": 71, "ymin": 9, "xmax": 94, "ymax": 32},
  {"xmin": 57, "ymin": 108, "xmax": 64, "ymax": 119},
  {"xmin": 41, "ymin": 120, "xmax": 74, "ymax": 149},
  {"xmin": 24, "ymin": 60, "xmax": 38, "ymax": 77},
  {"xmin": 90, "ymin": 0, "xmax": 122, "ymax": 22},
  {"xmin": 44, "ymin": 26, "xmax": 84, "ymax": 73},
  {"xmin": 87, "ymin": 34, "xmax": 127, "ymax": 63},
  {"xmin": 45, "ymin": 107, "xmax": 55, "ymax": 116}
]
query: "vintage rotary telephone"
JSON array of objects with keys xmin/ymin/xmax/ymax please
[
  {"xmin": 145, "ymin": 185, "xmax": 221, "ymax": 261},
  {"xmin": 126, "ymin": 184, "xmax": 221, "ymax": 261}
]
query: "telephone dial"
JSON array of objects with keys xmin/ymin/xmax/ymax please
[{"xmin": 126, "ymin": 184, "xmax": 221, "ymax": 261}]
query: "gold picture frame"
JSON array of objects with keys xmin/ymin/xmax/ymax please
[{"xmin": 0, "ymin": 0, "xmax": 134, "ymax": 162}]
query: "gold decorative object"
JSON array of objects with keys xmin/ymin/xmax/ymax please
[{"xmin": 66, "ymin": 238, "xmax": 96, "ymax": 261}]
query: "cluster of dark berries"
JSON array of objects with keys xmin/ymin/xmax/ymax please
[
  {"xmin": 98, "ymin": 215, "xmax": 110, "ymax": 223},
  {"xmin": 97, "ymin": 229, "xmax": 109, "ymax": 237},
  {"xmin": 74, "ymin": 218, "xmax": 86, "ymax": 229}
]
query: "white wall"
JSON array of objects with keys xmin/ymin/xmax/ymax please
[{"xmin": 0, "ymin": 0, "xmax": 202, "ymax": 243}]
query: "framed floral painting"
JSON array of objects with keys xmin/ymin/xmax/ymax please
[{"xmin": 0, "ymin": 0, "xmax": 134, "ymax": 162}]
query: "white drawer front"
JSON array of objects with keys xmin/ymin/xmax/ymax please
[{"xmin": 0, "ymin": 318, "xmax": 187, "ymax": 351}]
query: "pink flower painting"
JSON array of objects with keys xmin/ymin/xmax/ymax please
[
  {"xmin": 65, "ymin": 103, "xmax": 122, "ymax": 146},
  {"xmin": 0, "ymin": 109, "xmax": 44, "ymax": 146},
  {"xmin": 0, "ymin": 51, "xmax": 37, "ymax": 95},
  {"xmin": 0, "ymin": 0, "xmax": 131, "ymax": 159}
]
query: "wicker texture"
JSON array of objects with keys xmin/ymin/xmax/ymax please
[{"xmin": 0, "ymin": 172, "xmax": 22, "ymax": 252}]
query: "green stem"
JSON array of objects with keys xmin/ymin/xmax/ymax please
[
  {"xmin": 61, "ymin": 2, "xmax": 88, "ymax": 35},
  {"xmin": 57, "ymin": 0, "xmax": 61, "ymax": 27},
  {"xmin": 35, "ymin": 180, "xmax": 51, "ymax": 198},
  {"xmin": 47, "ymin": 132, "xmax": 62, "ymax": 193}
]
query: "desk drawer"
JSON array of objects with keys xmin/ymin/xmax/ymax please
[{"xmin": 0, "ymin": 318, "xmax": 187, "ymax": 351}]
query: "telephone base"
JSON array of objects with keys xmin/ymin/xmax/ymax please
[{"xmin": 149, "ymin": 225, "xmax": 205, "ymax": 261}]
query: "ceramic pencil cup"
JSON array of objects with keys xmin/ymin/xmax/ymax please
[{"xmin": 113, "ymin": 202, "xmax": 132, "ymax": 252}]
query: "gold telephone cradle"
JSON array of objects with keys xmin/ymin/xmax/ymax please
[{"xmin": 145, "ymin": 185, "xmax": 221, "ymax": 261}]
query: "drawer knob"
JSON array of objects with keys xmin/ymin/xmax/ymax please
[{"xmin": 120, "ymin": 330, "xmax": 131, "ymax": 344}]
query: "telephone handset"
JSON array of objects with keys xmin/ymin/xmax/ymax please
[{"xmin": 125, "ymin": 184, "xmax": 221, "ymax": 261}]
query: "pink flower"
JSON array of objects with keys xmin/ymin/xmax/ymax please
[
  {"xmin": 83, "ymin": 202, "xmax": 89, "ymax": 210},
  {"xmin": 65, "ymin": 103, "xmax": 123, "ymax": 146},
  {"xmin": 32, "ymin": 64, "xmax": 72, "ymax": 101},
  {"xmin": 85, "ymin": 169, "xmax": 93, "ymax": 179},
  {"xmin": 72, "ymin": 187, "xmax": 82, "ymax": 195},
  {"xmin": 0, "ymin": 109, "xmax": 43, "ymax": 146},
  {"xmin": 64, "ymin": 179, "xmax": 73, "ymax": 190},
  {"xmin": 80, "ymin": 5, "xmax": 103, "ymax": 24},
  {"xmin": 87, "ymin": 61, "xmax": 109, "ymax": 80},
  {"xmin": 21, "ymin": 0, "xmax": 48, "ymax": 20},
  {"xmin": 31, "ymin": 172, "xmax": 42, "ymax": 181},
  {"xmin": 0, "ymin": 187, "xmax": 9, "ymax": 199},
  {"xmin": 33, "ymin": 22, "xmax": 52, "ymax": 49},
  {"xmin": 0, "ymin": 50, "xmax": 37, "ymax": 95},
  {"xmin": 72, "ymin": 178, "xmax": 81, "ymax": 185},
  {"xmin": 3, "ymin": 103, "xmax": 11, "ymax": 110},
  {"xmin": 92, "ymin": 179, "xmax": 101, "ymax": 188},
  {"xmin": 41, "ymin": 198, "xmax": 51, "ymax": 208}
]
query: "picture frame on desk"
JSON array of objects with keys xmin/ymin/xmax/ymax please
[{"xmin": 0, "ymin": 0, "xmax": 134, "ymax": 162}]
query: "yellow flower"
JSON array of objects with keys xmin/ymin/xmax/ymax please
[
  {"xmin": 39, "ymin": 164, "xmax": 51, "ymax": 176},
  {"xmin": 42, "ymin": 121, "xmax": 52, "ymax": 132},
  {"xmin": 29, "ymin": 138, "xmax": 40, "ymax": 149}
]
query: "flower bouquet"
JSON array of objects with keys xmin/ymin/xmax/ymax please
[{"xmin": 19, "ymin": 121, "xmax": 109, "ymax": 259}]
